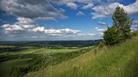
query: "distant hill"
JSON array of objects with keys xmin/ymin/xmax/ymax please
[{"xmin": 0, "ymin": 40, "xmax": 102, "ymax": 48}]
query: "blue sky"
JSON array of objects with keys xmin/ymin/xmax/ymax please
[{"xmin": 0, "ymin": 0, "xmax": 138, "ymax": 41}]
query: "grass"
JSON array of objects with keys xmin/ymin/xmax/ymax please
[
  {"xmin": 24, "ymin": 36, "xmax": 138, "ymax": 77},
  {"xmin": 0, "ymin": 35, "xmax": 138, "ymax": 77},
  {"xmin": 0, "ymin": 46, "xmax": 92, "ymax": 77}
]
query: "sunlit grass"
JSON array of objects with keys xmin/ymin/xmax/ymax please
[
  {"xmin": 25, "ymin": 36, "xmax": 138, "ymax": 77},
  {"xmin": 0, "ymin": 45, "xmax": 91, "ymax": 77},
  {"xmin": 0, "ymin": 36, "xmax": 138, "ymax": 77}
]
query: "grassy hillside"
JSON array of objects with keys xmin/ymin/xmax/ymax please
[
  {"xmin": 0, "ymin": 46, "xmax": 93, "ymax": 77},
  {"xmin": 24, "ymin": 36, "xmax": 138, "ymax": 77}
]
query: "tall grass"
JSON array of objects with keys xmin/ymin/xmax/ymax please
[
  {"xmin": 0, "ymin": 47, "xmax": 91, "ymax": 77},
  {"xmin": 24, "ymin": 36, "xmax": 138, "ymax": 77}
]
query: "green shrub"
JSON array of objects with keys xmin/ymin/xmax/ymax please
[{"xmin": 103, "ymin": 27, "xmax": 120, "ymax": 45}]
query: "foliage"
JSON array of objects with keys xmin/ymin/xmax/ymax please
[
  {"xmin": 104, "ymin": 6, "xmax": 132, "ymax": 45},
  {"xmin": 103, "ymin": 27, "xmax": 120, "ymax": 45}
]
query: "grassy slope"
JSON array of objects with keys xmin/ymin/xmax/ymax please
[
  {"xmin": 0, "ymin": 46, "xmax": 92, "ymax": 77},
  {"xmin": 24, "ymin": 36, "xmax": 138, "ymax": 77}
]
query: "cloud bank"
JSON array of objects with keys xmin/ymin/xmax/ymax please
[
  {"xmin": 1, "ymin": 17, "xmax": 80, "ymax": 36},
  {"xmin": 0, "ymin": 0, "xmax": 137, "ymax": 41},
  {"xmin": 92, "ymin": 0, "xmax": 138, "ymax": 19},
  {"xmin": 0, "ymin": 0, "xmax": 137, "ymax": 19}
]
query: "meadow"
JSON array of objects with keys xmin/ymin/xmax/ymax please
[
  {"xmin": 0, "ymin": 41, "xmax": 94, "ymax": 77},
  {"xmin": 24, "ymin": 36, "xmax": 138, "ymax": 77},
  {"xmin": 0, "ymin": 35, "xmax": 138, "ymax": 77}
]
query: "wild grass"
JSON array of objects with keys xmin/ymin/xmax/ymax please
[
  {"xmin": 24, "ymin": 36, "xmax": 138, "ymax": 77},
  {"xmin": 0, "ymin": 46, "xmax": 92, "ymax": 77},
  {"xmin": 0, "ymin": 35, "xmax": 138, "ymax": 77}
]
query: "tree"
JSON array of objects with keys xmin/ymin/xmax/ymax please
[
  {"xmin": 103, "ymin": 6, "xmax": 132, "ymax": 45},
  {"xmin": 112, "ymin": 6, "xmax": 132, "ymax": 39}
]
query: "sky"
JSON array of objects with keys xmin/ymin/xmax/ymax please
[{"xmin": 0, "ymin": 0, "xmax": 138, "ymax": 41}]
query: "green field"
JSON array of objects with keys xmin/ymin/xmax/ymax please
[
  {"xmin": 0, "ymin": 44, "xmax": 93, "ymax": 77},
  {"xmin": 0, "ymin": 36, "xmax": 138, "ymax": 77},
  {"xmin": 24, "ymin": 36, "xmax": 138, "ymax": 77}
]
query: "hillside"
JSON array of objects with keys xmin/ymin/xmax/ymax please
[
  {"xmin": 0, "ymin": 44, "xmax": 93, "ymax": 77},
  {"xmin": 24, "ymin": 36, "xmax": 138, "ymax": 77}
]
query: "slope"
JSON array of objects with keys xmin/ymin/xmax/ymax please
[{"xmin": 24, "ymin": 36, "xmax": 138, "ymax": 77}]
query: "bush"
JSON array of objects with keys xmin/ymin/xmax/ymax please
[{"xmin": 103, "ymin": 27, "xmax": 120, "ymax": 45}]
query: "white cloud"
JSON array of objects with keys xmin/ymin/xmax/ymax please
[
  {"xmin": 77, "ymin": 11, "xmax": 85, "ymax": 16},
  {"xmin": 0, "ymin": 0, "xmax": 137, "ymax": 20},
  {"xmin": 92, "ymin": 3, "xmax": 121, "ymax": 19},
  {"xmin": 32, "ymin": 27, "xmax": 80, "ymax": 35},
  {"xmin": 2, "ymin": 24, "xmax": 24, "ymax": 32},
  {"xmin": 66, "ymin": 2, "xmax": 78, "ymax": 9},
  {"xmin": 82, "ymin": 3, "xmax": 94, "ymax": 9},
  {"xmin": 131, "ymin": 20, "xmax": 138, "ymax": 31},
  {"xmin": 1, "ymin": 17, "xmax": 80, "ymax": 36},
  {"xmin": 98, "ymin": 21, "xmax": 108, "ymax": 27},
  {"xmin": 97, "ymin": 28, "xmax": 106, "ymax": 32},
  {"xmin": 92, "ymin": 0, "xmax": 138, "ymax": 19},
  {"xmin": 0, "ymin": 0, "xmax": 67, "ymax": 20},
  {"xmin": 16, "ymin": 17, "xmax": 33, "ymax": 24},
  {"xmin": 124, "ymin": 0, "xmax": 138, "ymax": 14},
  {"xmin": 133, "ymin": 20, "xmax": 138, "ymax": 25},
  {"xmin": 0, "ymin": 17, "xmax": 104, "ymax": 40},
  {"xmin": 95, "ymin": 27, "xmax": 107, "ymax": 32},
  {"xmin": 0, "ymin": 0, "xmax": 94, "ymax": 19},
  {"xmin": 77, "ymin": 33, "xmax": 96, "ymax": 36},
  {"xmin": 32, "ymin": 26, "xmax": 45, "ymax": 33},
  {"xmin": 52, "ymin": 0, "xmax": 91, "ymax": 5}
]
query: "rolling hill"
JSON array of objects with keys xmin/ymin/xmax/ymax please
[{"xmin": 24, "ymin": 36, "xmax": 138, "ymax": 77}]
